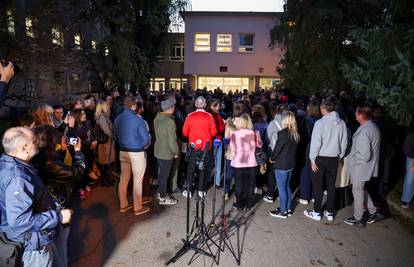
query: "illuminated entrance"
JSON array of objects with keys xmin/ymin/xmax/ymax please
[{"xmin": 198, "ymin": 77, "xmax": 249, "ymax": 92}]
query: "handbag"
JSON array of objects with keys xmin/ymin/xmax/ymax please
[
  {"xmin": 0, "ymin": 232, "xmax": 23, "ymax": 267},
  {"xmin": 93, "ymin": 124, "xmax": 108, "ymax": 144},
  {"xmin": 254, "ymin": 131, "xmax": 268, "ymax": 165}
]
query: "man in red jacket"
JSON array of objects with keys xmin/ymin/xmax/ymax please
[{"xmin": 182, "ymin": 96, "xmax": 217, "ymax": 197}]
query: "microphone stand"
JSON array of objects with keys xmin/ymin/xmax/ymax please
[
  {"xmin": 166, "ymin": 142, "xmax": 219, "ymax": 266},
  {"xmin": 208, "ymin": 138, "xmax": 240, "ymax": 265}
]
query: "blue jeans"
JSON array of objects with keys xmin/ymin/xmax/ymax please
[
  {"xmin": 214, "ymin": 144, "xmax": 223, "ymax": 186},
  {"xmin": 402, "ymin": 157, "xmax": 414, "ymax": 203},
  {"xmin": 275, "ymin": 169, "xmax": 293, "ymax": 213},
  {"xmin": 22, "ymin": 244, "xmax": 54, "ymax": 267},
  {"xmin": 225, "ymin": 159, "xmax": 234, "ymax": 193}
]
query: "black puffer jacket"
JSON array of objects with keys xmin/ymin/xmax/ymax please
[
  {"xmin": 271, "ymin": 128, "xmax": 298, "ymax": 170},
  {"xmin": 33, "ymin": 150, "xmax": 85, "ymax": 208}
]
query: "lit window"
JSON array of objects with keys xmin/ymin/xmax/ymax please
[
  {"xmin": 91, "ymin": 40, "xmax": 97, "ymax": 53},
  {"xmin": 169, "ymin": 43, "xmax": 184, "ymax": 61},
  {"xmin": 104, "ymin": 46, "xmax": 109, "ymax": 56},
  {"xmin": 7, "ymin": 11, "xmax": 15, "ymax": 36},
  {"xmin": 194, "ymin": 33, "xmax": 210, "ymax": 52},
  {"xmin": 25, "ymin": 18, "xmax": 34, "ymax": 38},
  {"xmin": 216, "ymin": 34, "xmax": 232, "ymax": 52},
  {"xmin": 74, "ymin": 34, "xmax": 81, "ymax": 50},
  {"xmin": 238, "ymin": 33, "xmax": 254, "ymax": 53},
  {"xmin": 52, "ymin": 28, "xmax": 64, "ymax": 46}
]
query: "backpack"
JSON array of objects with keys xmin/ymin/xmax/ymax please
[{"xmin": 0, "ymin": 232, "xmax": 23, "ymax": 267}]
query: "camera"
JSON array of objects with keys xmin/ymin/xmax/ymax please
[
  {"xmin": 0, "ymin": 59, "xmax": 20, "ymax": 74},
  {"xmin": 69, "ymin": 137, "xmax": 78, "ymax": 145}
]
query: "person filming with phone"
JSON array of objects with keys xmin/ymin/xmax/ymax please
[{"xmin": 0, "ymin": 127, "xmax": 73, "ymax": 267}]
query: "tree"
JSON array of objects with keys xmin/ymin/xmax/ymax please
[
  {"xmin": 270, "ymin": 0, "xmax": 386, "ymax": 95},
  {"xmin": 341, "ymin": 0, "xmax": 414, "ymax": 126}
]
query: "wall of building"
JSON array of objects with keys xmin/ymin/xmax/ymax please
[{"xmin": 183, "ymin": 12, "xmax": 284, "ymax": 78}]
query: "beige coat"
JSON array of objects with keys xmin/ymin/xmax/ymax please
[{"xmin": 96, "ymin": 115, "xmax": 116, "ymax": 164}]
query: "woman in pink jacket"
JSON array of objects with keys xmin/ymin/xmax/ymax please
[{"xmin": 230, "ymin": 113, "xmax": 262, "ymax": 211}]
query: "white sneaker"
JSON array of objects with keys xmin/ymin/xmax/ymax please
[
  {"xmin": 323, "ymin": 190, "xmax": 327, "ymax": 196},
  {"xmin": 304, "ymin": 210, "xmax": 321, "ymax": 221},
  {"xmin": 159, "ymin": 196, "xmax": 178, "ymax": 205},
  {"xmin": 254, "ymin": 187, "xmax": 263, "ymax": 195},
  {"xmin": 263, "ymin": 195, "xmax": 274, "ymax": 203},
  {"xmin": 299, "ymin": 199, "xmax": 309, "ymax": 205},
  {"xmin": 198, "ymin": 191, "xmax": 206, "ymax": 198},
  {"xmin": 224, "ymin": 193, "xmax": 229, "ymax": 200},
  {"xmin": 323, "ymin": 210, "xmax": 334, "ymax": 221},
  {"xmin": 182, "ymin": 190, "xmax": 192, "ymax": 198}
]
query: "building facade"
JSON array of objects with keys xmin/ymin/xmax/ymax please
[
  {"xmin": 181, "ymin": 11, "xmax": 284, "ymax": 92},
  {"xmin": 150, "ymin": 33, "xmax": 187, "ymax": 91}
]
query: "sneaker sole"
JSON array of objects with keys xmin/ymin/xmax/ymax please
[
  {"xmin": 120, "ymin": 205, "xmax": 133, "ymax": 212},
  {"xmin": 263, "ymin": 198, "xmax": 273, "ymax": 203},
  {"xmin": 269, "ymin": 212, "xmax": 287, "ymax": 219},
  {"xmin": 304, "ymin": 211, "xmax": 321, "ymax": 221},
  {"xmin": 159, "ymin": 202, "xmax": 177, "ymax": 205},
  {"xmin": 134, "ymin": 208, "xmax": 150, "ymax": 215}
]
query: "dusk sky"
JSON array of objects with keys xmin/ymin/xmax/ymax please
[{"xmin": 190, "ymin": 0, "xmax": 284, "ymax": 12}]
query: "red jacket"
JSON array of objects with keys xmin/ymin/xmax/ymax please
[
  {"xmin": 212, "ymin": 113, "xmax": 226, "ymax": 141},
  {"xmin": 182, "ymin": 109, "xmax": 217, "ymax": 150}
]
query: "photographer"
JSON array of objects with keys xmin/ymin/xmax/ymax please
[
  {"xmin": 0, "ymin": 127, "xmax": 73, "ymax": 266},
  {"xmin": 32, "ymin": 125, "xmax": 85, "ymax": 267},
  {"xmin": 0, "ymin": 61, "xmax": 15, "ymax": 107}
]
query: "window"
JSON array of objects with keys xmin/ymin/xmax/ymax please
[
  {"xmin": 91, "ymin": 40, "xmax": 97, "ymax": 53},
  {"xmin": 216, "ymin": 34, "xmax": 232, "ymax": 52},
  {"xmin": 74, "ymin": 34, "xmax": 81, "ymax": 50},
  {"xmin": 7, "ymin": 11, "xmax": 15, "ymax": 36},
  {"xmin": 25, "ymin": 18, "xmax": 34, "ymax": 38},
  {"xmin": 52, "ymin": 28, "xmax": 63, "ymax": 46},
  {"xmin": 169, "ymin": 43, "xmax": 184, "ymax": 61},
  {"xmin": 238, "ymin": 33, "xmax": 254, "ymax": 52},
  {"xmin": 194, "ymin": 33, "xmax": 210, "ymax": 52}
]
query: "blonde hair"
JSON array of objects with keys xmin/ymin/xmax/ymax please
[
  {"xmin": 282, "ymin": 111, "xmax": 300, "ymax": 143},
  {"xmin": 237, "ymin": 113, "xmax": 253, "ymax": 130},
  {"xmin": 95, "ymin": 100, "xmax": 110, "ymax": 119},
  {"xmin": 31, "ymin": 103, "xmax": 54, "ymax": 126}
]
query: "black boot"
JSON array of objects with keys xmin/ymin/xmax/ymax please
[{"xmin": 100, "ymin": 164, "xmax": 114, "ymax": 187}]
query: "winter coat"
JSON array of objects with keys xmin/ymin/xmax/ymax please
[
  {"xmin": 96, "ymin": 114, "xmax": 116, "ymax": 164},
  {"xmin": 33, "ymin": 150, "xmax": 85, "ymax": 207},
  {"xmin": 154, "ymin": 112, "xmax": 180, "ymax": 160},
  {"xmin": 270, "ymin": 128, "xmax": 298, "ymax": 170},
  {"xmin": 113, "ymin": 109, "xmax": 150, "ymax": 152},
  {"xmin": 0, "ymin": 154, "xmax": 61, "ymax": 251}
]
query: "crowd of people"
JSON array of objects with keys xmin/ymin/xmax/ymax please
[{"xmin": 0, "ymin": 60, "xmax": 414, "ymax": 266}]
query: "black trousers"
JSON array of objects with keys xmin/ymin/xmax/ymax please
[
  {"xmin": 157, "ymin": 158, "xmax": 173, "ymax": 198},
  {"xmin": 311, "ymin": 156, "xmax": 339, "ymax": 214},
  {"xmin": 266, "ymin": 164, "xmax": 276, "ymax": 198},
  {"xmin": 234, "ymin": 167, "xmax": 257, "ymax": 209}
]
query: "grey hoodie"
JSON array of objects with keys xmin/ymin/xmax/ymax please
[
  {"xmin": 267, "ymin": 114, "xmax": 283, "ymax": 150},
  {"xmin": 309, "ymin": 111, "xmax": 348, "ymax": 162}
]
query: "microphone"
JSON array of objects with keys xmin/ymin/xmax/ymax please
[{"xmin": 213, "ymin": 138, "xmax": 221, "ymax": 148}]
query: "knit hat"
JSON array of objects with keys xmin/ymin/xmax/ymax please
[{"xmin": 161, "ymin": 99, "xmax": 176, "ymax": 111}]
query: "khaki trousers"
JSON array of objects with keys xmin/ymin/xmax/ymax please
[{"xmin": 119, "ymin": 151, "xmax": 146, "ymax": 211}]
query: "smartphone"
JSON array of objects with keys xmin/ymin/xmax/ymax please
[{"xmin": 69, "ymin": 137, "xmax": 78, "ymax": 145}]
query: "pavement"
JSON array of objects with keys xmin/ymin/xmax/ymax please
[{"xmin": 68, "ymin": 186, "xmax": 414, "ymax": 267}]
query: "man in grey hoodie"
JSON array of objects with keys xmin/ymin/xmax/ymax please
[{"xmin": 304, "ymin": 98, "xmax": 348, "ymax": 221}]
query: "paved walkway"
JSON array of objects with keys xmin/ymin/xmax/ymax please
[{"xmin": 68, "ymin": 186, "xmax": 414, "ymax": 267}]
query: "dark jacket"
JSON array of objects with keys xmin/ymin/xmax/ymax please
[
  {"xmin": 0, "ymin": 81, "xmax": 8, "ymax": 107},
  {"xmin": 113, "ymin": 109, "xmax": 150, "ymax": 152},
  {"xmin": 0, "ymin": 154, "xmax": 61, "ymax": 251},
  {"xmin": 271, "ymin": 128, "xmax": 298, "ymax": 170},
  {"xmin": 33, "ymin": 150, "xmax": 85, "ymax": 207},
  {"xmin": 404, "ymin": 133, "xmax": 414, "ymax": 158}
]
